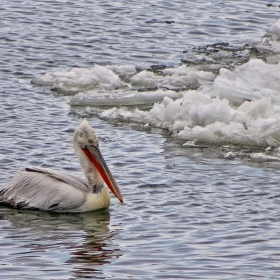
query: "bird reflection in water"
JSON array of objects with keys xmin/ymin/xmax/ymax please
[{"xmin": 0, "ymin": 207, "xmax": 122, "ymax": 279}]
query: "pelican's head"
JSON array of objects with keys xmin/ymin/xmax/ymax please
[
  {"xmin": 73, "ymin": 119, "xmax": 100, "ymax": 149},
  {"xmin": 73, "ymin": 119, "xmax": 123, "ymax": 203}
]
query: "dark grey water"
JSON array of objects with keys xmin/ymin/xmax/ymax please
[{"xmin": 1, "ymin": 1, "xmax": 280, "ymax": 279}]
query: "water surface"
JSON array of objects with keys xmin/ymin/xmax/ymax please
[{"xmin": 1, "ymin": 1, "xmax": 280, "ymax": 279}]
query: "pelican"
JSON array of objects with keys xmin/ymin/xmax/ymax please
[{"xmin": 0, "ymin": 119, "xmax": 123, "ymax": 212}]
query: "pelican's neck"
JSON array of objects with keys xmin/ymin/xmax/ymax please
[{"xmin": 76, "ymin": 147, "xmax": 104, "ymax": 191}]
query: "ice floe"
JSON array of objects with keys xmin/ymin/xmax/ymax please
[
  {"xmin": 97, "ymin": 58, "xmax": 280, "ymax": 146},
  {"xmin": 32, "ymin": 19, "xmax": 280, "ymax": 147}
]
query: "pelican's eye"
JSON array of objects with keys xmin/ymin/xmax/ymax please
[{"xmin": 88, "ymin": 140, "xmax": 95, "ymax": 146}]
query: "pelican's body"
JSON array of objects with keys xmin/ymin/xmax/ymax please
[{"xmin": 0, "ymin": 119, "xmax": 123, "ymax": 212}]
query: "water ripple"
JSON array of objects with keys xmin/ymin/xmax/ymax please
[{"xmin": 1, "ymin": 1, "xmax": 280, "ymax": 279}]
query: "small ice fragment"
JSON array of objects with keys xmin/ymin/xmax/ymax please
[
  {"xmin": 219, "ymin": 152, "xmax": 236, "ymax": 160},
  {"xmin": 249, "ymin": 153, "xmax": 280, "ymax": 162},
  {"xmin": 183, "ymin": 141, "xmax": 197, "ymax": 147}
]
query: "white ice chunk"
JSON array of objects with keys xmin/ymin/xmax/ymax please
[
  {"xmin": 270, "ymin": 19, "xmax": 280, "ymax": 40},
  {"xmin": 32, "ymin": 64, "xmax": 123, "ymax": 90},
  {"xmin": 213, "ymin": 59, "xmax": 280, "ymax": 103},
  {"xmin": 250, "ymin": 153, "xmax": 280, "ymax": 163},
  {"xmin": 71, "ymin": 89, "xmax": 179, "ymax": 106},
  {"xmin": 97, "ymin": 89, "xmax": 280, "ymax": 146},
  {"xmin": 107, "ymin": 65, "xmax": 137, "ymax": 77},
  {"xmin": 130, "ymin": 66, "xmax": 214, "ymax": 89}
]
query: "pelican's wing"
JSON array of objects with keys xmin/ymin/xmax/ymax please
[
  {"xmin": 25, "ymin": 167, "xmax": 88, "ymax": 192},
  {"xmin": 0, "ymin": 168, "xmax": 88, "ymax": 211}
]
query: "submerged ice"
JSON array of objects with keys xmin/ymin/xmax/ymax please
[{"xmin": 32, "ymin": 19, "xmax": 280, "ymax": 147}]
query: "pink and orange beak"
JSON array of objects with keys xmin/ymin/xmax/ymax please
[{"xmin": 83, "ymin": 146, "xmax": 123, "ymax": 203}]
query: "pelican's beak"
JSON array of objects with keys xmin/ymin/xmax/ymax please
[{"xmin": 83, "ymin": 146, "xmax": 123, "ymax": 203}]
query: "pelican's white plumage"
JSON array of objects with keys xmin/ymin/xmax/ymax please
[{"xmin": 0, "ymin": 119, "xmax": 123, "ymax": 212}]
